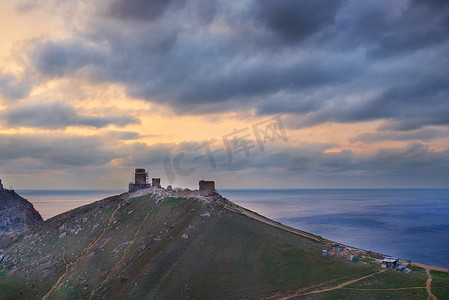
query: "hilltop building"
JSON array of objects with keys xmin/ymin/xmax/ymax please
[
  {"xmin": 152, "ymin": 178, "xmax": 161, "ymax": 188},
  {"xmin": 0, "ymin": 179, "xmax": 3, "ymax": 190},
  {"xmin": 129, "ymin": 168, "xmax": 152, "ymax": 193},
  {"xmin": 127, "ymin": 168, "xmax": 216, "ymax": 197},
  {"xmin": 134, "ymin": 168, "xmax": 148, "ymax": 184},
  {"xmin": 199, "ymin": 180, "xmax": 215, "ymax": 196}
]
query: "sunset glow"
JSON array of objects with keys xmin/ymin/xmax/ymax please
[{"xmin": 1, "ymin": 0, "xmax": 448, "ymax": 189}]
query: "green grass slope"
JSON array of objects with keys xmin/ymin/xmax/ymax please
[
  {"xmin": 431, "ymin": 270, "xmax": 449, "ymax": 299},
  {"xmin": 0, "ymin": 192, "xmax": 437, "ymax": 299}
]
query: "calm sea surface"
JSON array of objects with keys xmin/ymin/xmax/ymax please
[
  {"xmin": 17, "ymin": 189, "xmax": 449, "ymax": 268},
  {"xmin": 17, "ymin": 190, "xmax": 124, "ymax": 221}
]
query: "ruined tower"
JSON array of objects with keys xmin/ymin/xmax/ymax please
[
  {"xmin": 152, "ymin": 178, "xmax": 161, "ymax": 188},
  {"xmin": 199, "ymin": 180, "xmax": 215, "ymax": 196},
  {"xmin": 134, "ymin": 168, "xmax": 148, "ymax": 184},
  {"xmin": 129, "ymin": 168, "xmax": 152, "ymax": 193},
  {"xmin": 0, "ymin": 179, "xmax": 3, "ymax": 190}
]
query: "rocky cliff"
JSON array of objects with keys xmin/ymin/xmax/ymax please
[{"xmin": 0, "ymin": 183, "xmax": 43, "ymax": 246}]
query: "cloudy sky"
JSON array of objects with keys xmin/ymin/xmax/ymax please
[{"xmin": 0, "ymin": 0, "xmax": 448, "ymax": 190}]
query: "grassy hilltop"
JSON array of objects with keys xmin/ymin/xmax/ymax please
[{"xmin": 0, "ymin": 191, "xmax": 447, "ymax": 299}]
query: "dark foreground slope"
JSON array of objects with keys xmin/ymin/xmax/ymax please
[
  {"xmin": 0, "ymin": 188, "xmax": 43, "ymax": 247},
  {"xmin": 0, "ymin": 192, "xmax": 443, "ymax": 299}
]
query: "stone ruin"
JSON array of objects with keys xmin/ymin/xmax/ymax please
[
  {"xmin": 152, "ymin": 178, "xmax": 161, "ymax": 188},
  {"xmin": 199, "ymin": 180, "xmax": 215, "ymax": 196},
  {"xmin": 0, "ymin": 179, "xmax": 3, "ymax": 190},
  {"xmin": 127, "ymin": 168, "xmax": 217, "ymax": 199},
  {"xmin": 128, "ymin": 168, "xmax": 152, "ymax": 193},
  {"xmin": 134, "ymin": 168, "xmax": 147, "ymax": 184}
]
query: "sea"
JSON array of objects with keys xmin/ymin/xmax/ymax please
[{"xmin": 16, "ymin": 188, "xmax": 449, "ymax": 268}]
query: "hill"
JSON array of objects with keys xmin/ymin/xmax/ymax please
[
  {"xmin": 0, "ymin": 182, "xmax": 43, "ymax": 247},
  {"xmin": 0, "ymin": 188, "xmax": 447, "ymax": 299}
]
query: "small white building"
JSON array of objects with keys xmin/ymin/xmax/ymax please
[{"xmin": 382, "ymin": 257, "xmax": 399, "ymax": 269}]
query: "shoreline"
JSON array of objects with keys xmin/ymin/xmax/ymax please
[{"xmin": 226, "ymin": 201, "xmax": 449, "ymax": 272}]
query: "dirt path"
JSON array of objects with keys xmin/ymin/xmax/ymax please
[
  {"xmin": 263, "ymin": 273, "xmax": 366, "ymax": 300},
  {"xmin": 228, "ymin": 201, "xmax": 449, "ymax": 300},
  {"xmin": 226, "ymin": 205, "xmax": 328, "ymax": 244},
  {"xmin": 411, "ymin": 262, "xmax": 449, "ymax": 300},
  {"xmin": 42, "ymin": 199, "xmax": 124, "ymax": 300},
  {"xmin": 149, "ymin": 232, "xmax": 205, "ymax": 298},
  {"xmin": 424, "ymin": 268, "xmax": 437, "ymax": 300},
  {"xmin": 89, "ymin": 203, "xmax": 154, "ymax": 299},
  {"xmin": 344, "ymin": 286, "xmax": 426, "ymax": 291},
  {"xmin": 42, "ymin": 247, "xmax": 69, "ymax": 300},
  {"xmin": 279, "ymin": 270, "xmax": 385, "ymax": 299}
]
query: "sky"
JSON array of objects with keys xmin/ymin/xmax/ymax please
[{"xmin": 0, "ymin": 0, "xmax": 448, "ymax": 190}]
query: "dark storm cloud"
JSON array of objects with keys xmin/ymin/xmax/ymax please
[
  {"xmin": 137, "ymin": 140, "xmax": 449, "ymax": 187},
  {"xmin": 0, "ymin": 133, "xmax": 116, "ymax": 167},
  {"xmin": 0, "ymin": 132, "xmax": 164, "ymax": 170},
  {"xmin": 270, "ymin": 142, "xmax": 449, "ymax": 186},
  {"xmin": 0, "ymin": 72, "xmax": 32, "ymax": 101},
  {"xmin": 0, "ymin": 102, "xmax": 140, "ymax": 129},
  {"xmin": 105, "ymin": 0, "xmax": 180, "ymax": 22},
  {"xmin": 103, "ymin": 131, "xmax": 142, "ymax": 141},
  {"xmin": 351, "ymin": 128, "xmax": 448, "ymax": 144},
  {"xmin": 368, "ymin": 0, "xmax": 449, "ymax": 58},
  {"xmin": 19, "ymin": 0, "xmax": 449, "ymax": 129},
  {"xmin": 129, "ymin": 55, "xmax": 360, "ymax": 113},
  {"xmin": 256, "ymin": 0, "xmax": 343, "ymax": 43},
  {"xmin": 30, "ymin": 40, "xmax": 103, "ymax": 78},
  {"xmin": 1, "ymin": 129, "xmax": 447, "ymax": 187},
  {"xmin": 337, "ymin": 71, "xmax": 449, "ymax": 131},
  {"xmin": 285, "ymin": 60, "xmax": 449, "ymax": 130},
  {"xmin": 134, "ymin": 138, "xmax": 448, "ymax": 186},
  {"xmin": 329, "ymin": 0, "xmax": 449, "ymax": 56}
]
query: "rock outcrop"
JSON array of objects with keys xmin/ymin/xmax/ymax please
[{"xmin": 0, "ymin": 185, "xmax": 43, "ymax": 246}]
